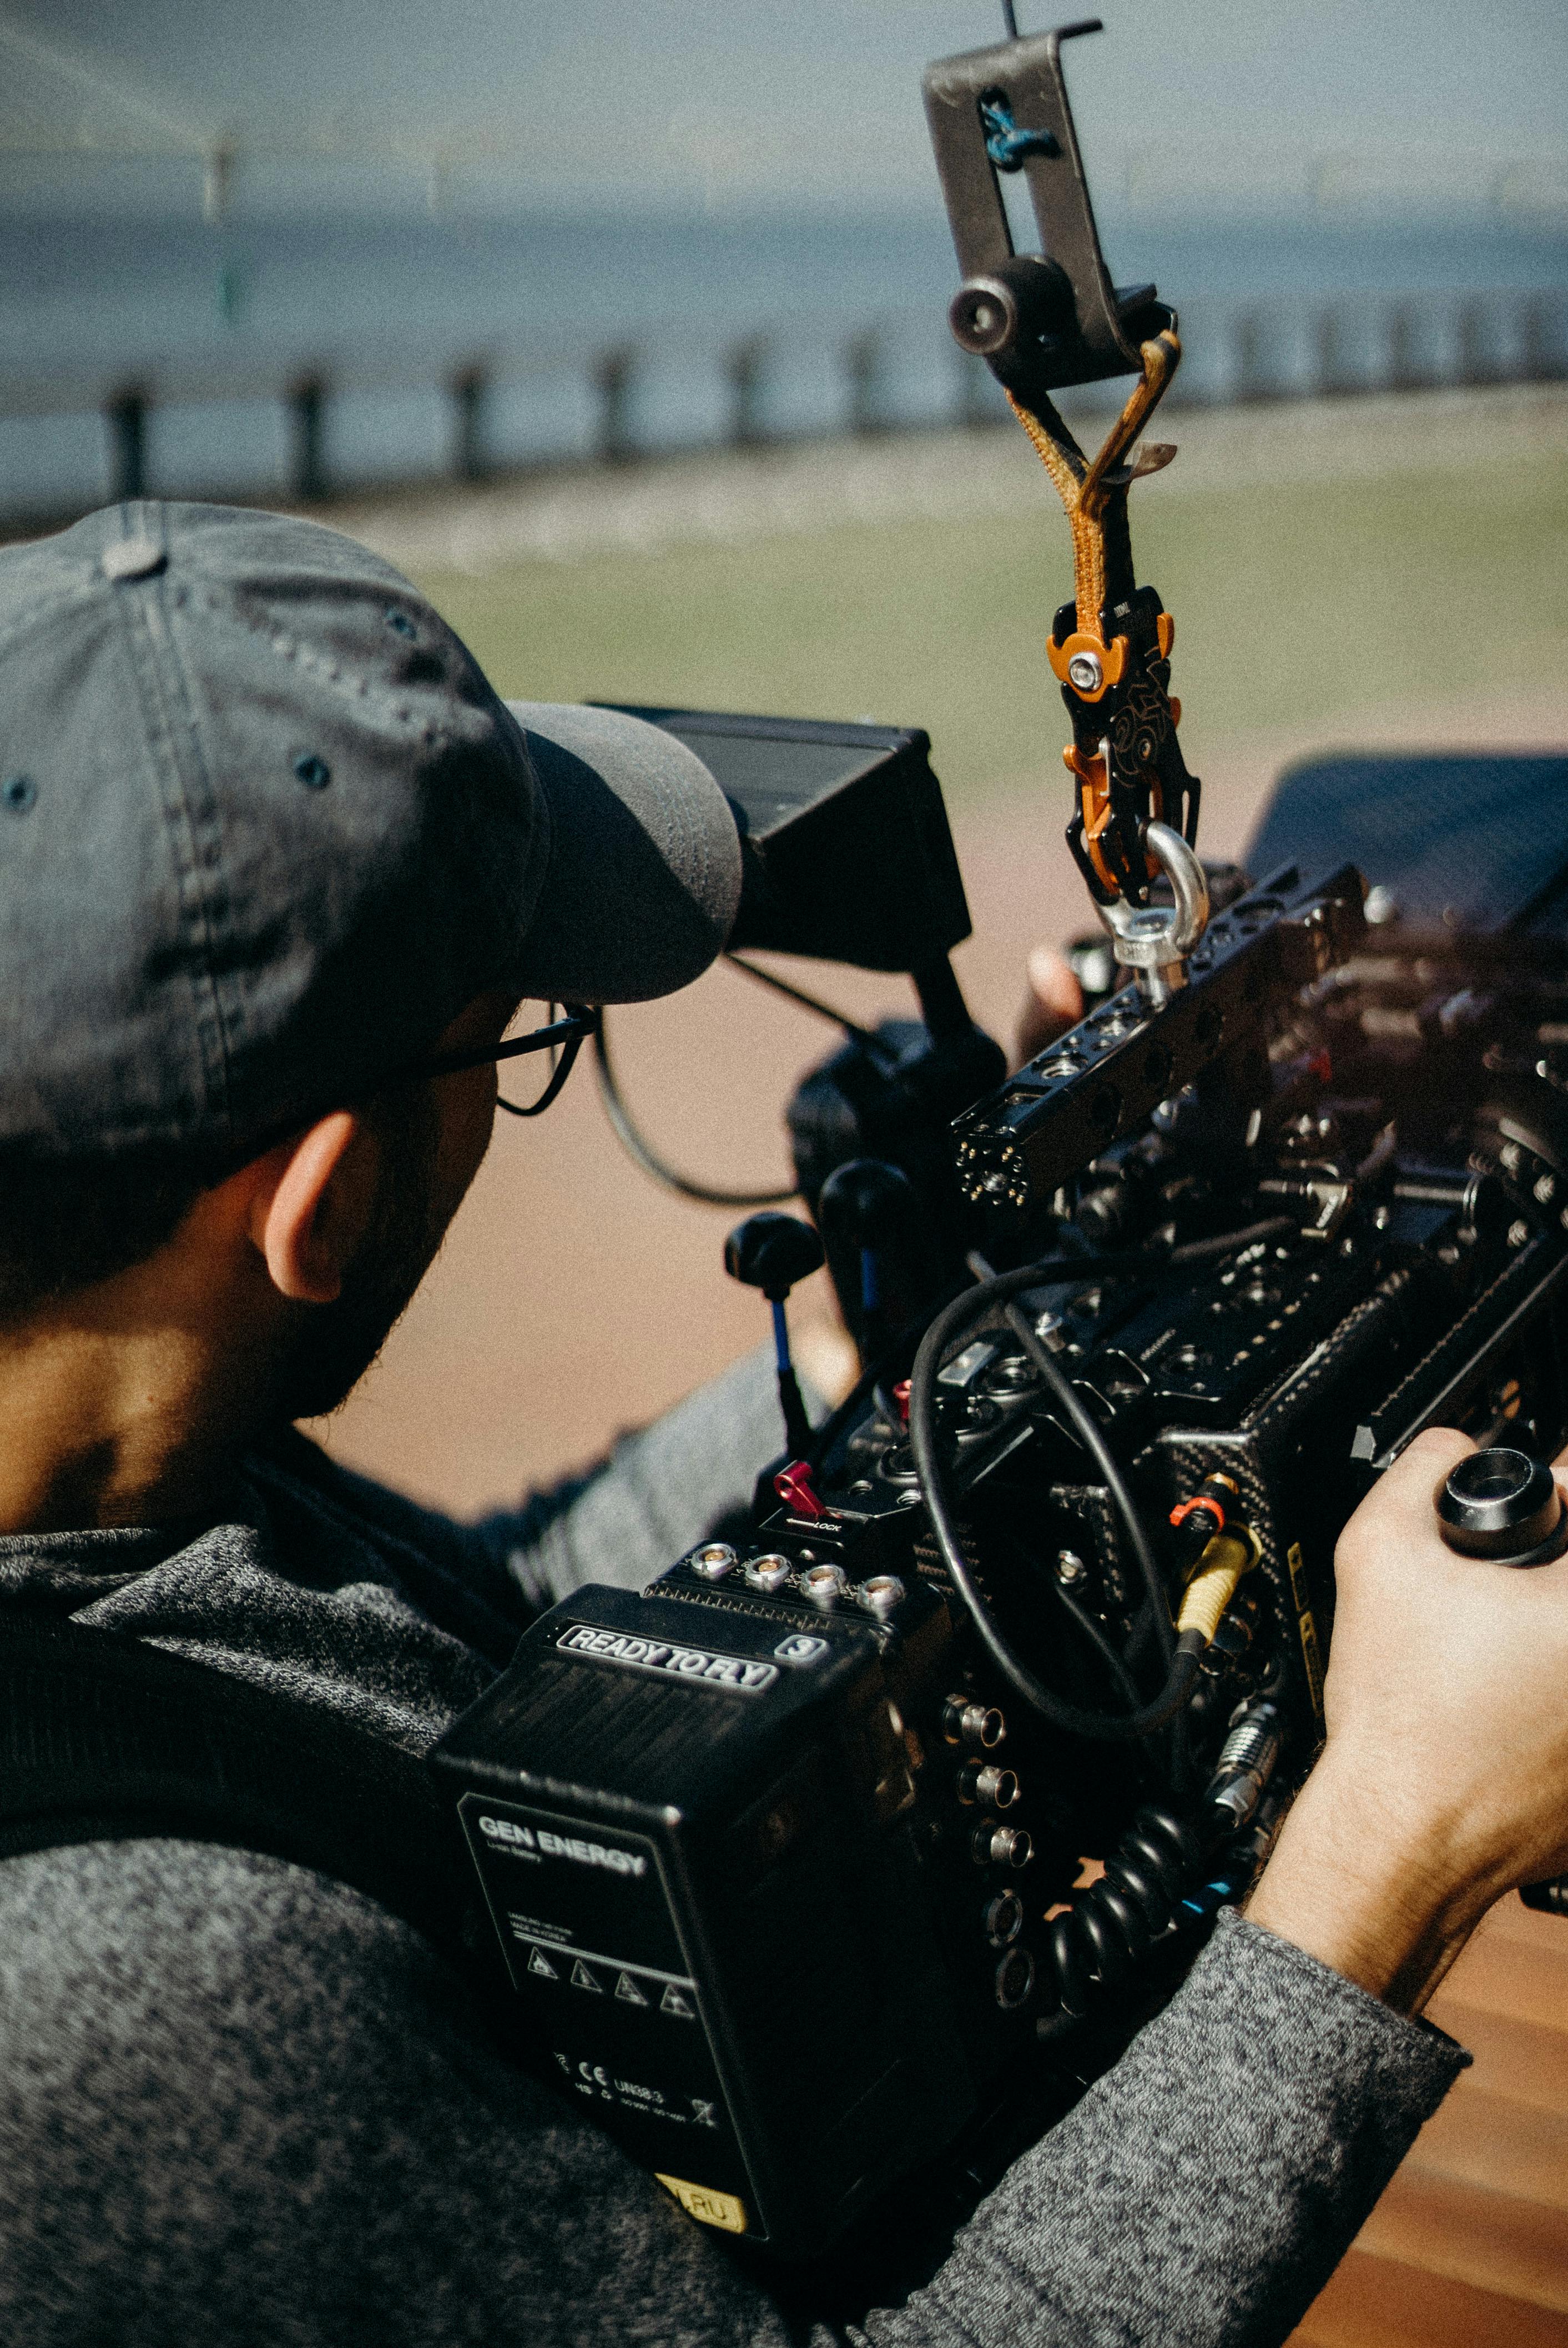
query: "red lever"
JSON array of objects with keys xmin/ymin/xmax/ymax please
[
  {"xmin": 1170, "ymin": 1494, "xmax": 1227, "ymax": 1533},
  {"xmin": 891, "ymin": 1378, "xmax": 912, "ymax": 1426},
  {"xmin": 773, "ymin": 1459, "xmax": 828, "ymax": 1521}
]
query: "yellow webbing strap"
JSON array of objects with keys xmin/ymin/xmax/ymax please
[{"xmin": 1005, "ymin": 327, "xmax": 1181, "ymax": 640}]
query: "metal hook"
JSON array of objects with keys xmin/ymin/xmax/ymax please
[{"xmin": 1096, "ymin": 820, "xmax": 1209, "ymax": 1005}]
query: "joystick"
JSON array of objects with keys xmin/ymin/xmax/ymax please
[{"xmin": 724, "ymin": 1212, "xmax": 825, "ymax": 1460}]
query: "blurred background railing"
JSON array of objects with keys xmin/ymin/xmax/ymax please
[{"xmin": 4, "ymin": 282, "xmax": 1566, "ymax": 531}]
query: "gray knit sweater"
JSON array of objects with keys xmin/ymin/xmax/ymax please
[{"xmin": 0, "ymin": 1351, "xmax": 1465, "ymax": 2347}]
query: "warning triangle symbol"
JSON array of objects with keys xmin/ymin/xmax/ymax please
[
  {"xmin": 614, "ymin": 1972, "xmax": 648, "ymax": 2006},
  {"xmin": 660, "ymin": 1984, "xmax": 696, "ymax": 2019},
  {"xmin": 571, "ymin": 1959, "xmax": 604, "ymax": 1993},
  {"xmin": 527, "ymin": 1947, "xmax": 558, "ymax": 1981}
]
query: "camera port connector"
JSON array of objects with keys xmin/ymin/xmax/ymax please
[
  {"xmin": 973, "ymin": 1823, "xmax": 1033, "ymax": 1870},
  {"xmin": 959, "ymin": 1763, "xmax": 1020, "ymax": 1810},
  {"xmin": 943, "ymin": 1696, "xmax": 1007, "ymax": 1748}
]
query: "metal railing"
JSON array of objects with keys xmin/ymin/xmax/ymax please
[{"xmin": 2, "ymin": 284, "xmax": 1564, "ymax": 528}]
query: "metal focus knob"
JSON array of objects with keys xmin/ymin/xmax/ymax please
[{"xmin": 1435, "ymin": 1447, "xmax": 1568, "ymax": 1568}]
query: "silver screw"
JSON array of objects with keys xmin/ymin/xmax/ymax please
[
  {"xmin": 1055, "ymin": 1548, "xmax": 1087, "ymax": 1588},
  {"xmin": 1067, "ymin": 649, "xmax": 1103, "ymax": 693},
  {"xmin": 691, "ymin": 1542, "xmax": 737, "ymax": 1580},
  {"xmin": 1363, "ymin": 884, "xmax": 1399, "ymax": 926},
  {"xmin": 1508, "ymin": 1218, "xmax": 1530, "ymax": 1249},
  {"xmin": 858, "ymin": 1574, "xmax": 906, "ymax": 1617},
  {"xmin": 1535, "ymin": 1173, "xmax": 1557, "ymax": 1205}
]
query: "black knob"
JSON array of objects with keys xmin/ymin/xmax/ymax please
[
  {"xmin": 818, "ymin": 1157, "xmax": 919, "ymax": 1246},
  {"xmin": 723, "ymin": 1212, "xmax": 824, "ymax": 1302},
  {"xmin": 1435, "ymin": 1447, "xmax": 1568, "ymax": 1567}
]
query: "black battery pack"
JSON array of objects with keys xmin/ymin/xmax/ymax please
[{"xmin": 431, "ymin": 1580, "xmax": 975, "ymax": 2253}]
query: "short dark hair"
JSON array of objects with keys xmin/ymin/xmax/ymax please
[{"xmin": 0, "ymin": 1150, "xmax": 216, "ymax": 1318}]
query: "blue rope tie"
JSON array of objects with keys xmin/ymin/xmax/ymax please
[{"xmin": 981, "ymin": 95, "xmax": 1060, "ymax": 173}]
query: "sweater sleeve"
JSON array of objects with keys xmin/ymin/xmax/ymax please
[
  {"xmin": 0, "ymin": 1840, "xmax": 1465, "ymax": 2348},
  {"xmin": 472, "ymin": 1343, "xmax": 798, "ymax": 1610},
  {"xmin": 851, "ymin": 1908, "xmax": 1468, "ymax": 2348}
]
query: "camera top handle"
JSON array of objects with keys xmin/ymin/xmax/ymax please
[{"xmin": 925, "ymin": 18, "xmax": 1203, "ymax": 945}]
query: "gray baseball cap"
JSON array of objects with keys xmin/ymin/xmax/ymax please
[{"xmin": 0, "ymin": 501, "xmax": 741, "ymax": 1162}]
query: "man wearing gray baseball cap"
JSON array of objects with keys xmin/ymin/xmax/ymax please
[{"xmin": 4, "ymin": 498, "xmax": 1568, "ymax": 2348}]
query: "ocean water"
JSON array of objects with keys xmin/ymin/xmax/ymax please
[{"xmin": 3, "ymin": 206, "xmax": 1565, "ymax": 518}]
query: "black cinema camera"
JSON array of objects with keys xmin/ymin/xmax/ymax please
[{"xmin": 432, "ymin": 19, "xmax": 1568, "ymax": 2263}]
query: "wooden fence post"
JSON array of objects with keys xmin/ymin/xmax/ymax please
[
  {"xmin": 288, "ymin": 376, "xmax": 329, "ymax": 501},
  {"xmin": 594, "ymin": 346, "xmax": 636, "ymax": 465},
  {"xmin": 451, "ymin": 365, "xmax": 490, "ymax": 482},
  {"xmin": 1386, "ymin": 306, "xmax": 1421, "ymax": 394},
  {"xmin": 1455, "ymin": 301, "xmax": 1495, "ymax": 389},
  {"xmin": 106, "ymin": 389, "xmax": 148, "ymax": 501},
  {"xmin": 1232, "ymin": 313, "xmax": 1277, "ymax": 402},
  {"xmin": 844, "ymin": 330, "xmax": 884, "ymax": 435},
  {"xmin": 1315, "ymin": 308, "xmax": 1355, "ymax": 397},
  {"xmin": 953, "ymin": 348, "xmax": 995, "ymax": 428},
  {"xmin": 725, "ymin": 337, "xmax": 769, "ymax": 449}
]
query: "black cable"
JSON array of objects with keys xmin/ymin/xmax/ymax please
[
  {"xmin": 723, "ymin": 954, "xmax": 898, "ymax": 1067},
  {"xmin": 907, "ymin": 1269, "xmax": 1200, "ymax": 1741},
  {"xmin": 805, "ymin": 1273, "xmax": 975, "ymax": 1472},
  {"xmin": 996, "ymin": 1293, "xmax": 1174, "ymax": 1667},
  {"xmin": 593, "ymin": 1014, "xmax": 796, "ymax": 1208},
  {"xmin": 1048, "ymin": 1575, "xmax": 1144, "ymax": 1713},
  {"xmin": 810, "ymin": 1217, "xmax": 1291, "ymax": 1477},
  {"xmin": 806, "ymin": 1245, "xmax": 1141, "ymax": 1475}
]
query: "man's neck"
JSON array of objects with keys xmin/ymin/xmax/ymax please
[{"xmin": 0, "ymin": 1259, "xmax": 283, "ymax": 1534}]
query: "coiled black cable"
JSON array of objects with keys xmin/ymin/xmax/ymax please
[{"xmin": 1036, "ymin": 1805, "xmax": 1205, "ymax": 2037}]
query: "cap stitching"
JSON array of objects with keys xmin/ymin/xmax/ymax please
[
  {"xmin": 118, "ymin": 545, "xmax": 239, "ymax": 1142},
  {"xmin": 188, "ymin": 584, "xmax": 461, "ymax": 739},
  {"xmin": 507, "ymin": 727, "xmax": 553, "ymax": 953}
]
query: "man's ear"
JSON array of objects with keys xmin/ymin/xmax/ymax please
[{"xmin": 247, "ymin": 1111, "xmax": 381, "ymax": 1304}]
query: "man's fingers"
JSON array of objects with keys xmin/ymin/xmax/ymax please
[{"xmin": 1014, "ymin": 946, "xmax": 1085, "ymax": 1068}]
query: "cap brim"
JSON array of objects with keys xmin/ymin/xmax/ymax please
[{"xmin": 503, "ymin": 702, "xmax": 742, "ymax": 1004}]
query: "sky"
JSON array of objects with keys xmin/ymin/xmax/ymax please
[{"xmin": 2, "ymin": 0, "xmax": 1566, "ymax": 219}]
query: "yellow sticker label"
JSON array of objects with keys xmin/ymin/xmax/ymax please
[
  {"xmin": 1298, "ymin": 1606, "xmax": 1325, "ymax": 1731},
  {"xmin": 1286, "ymin": 1541, "xmax": 1308, "ymax": 1613},
  {"xmin": 656, "ymin": 2176, "xmax": 749, "ymax": 2234}
]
